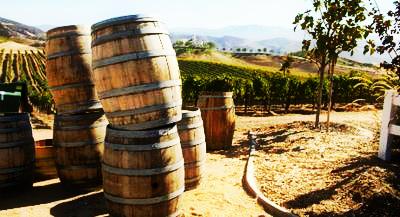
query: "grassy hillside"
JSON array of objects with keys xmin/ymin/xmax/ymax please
[
  {"xmin": 178, "ymin": 52, "xmax": 314, "ymax": 77},
  {"xmin": 178, "ymin": 51, "xmax": 380, "ymax": 77}
]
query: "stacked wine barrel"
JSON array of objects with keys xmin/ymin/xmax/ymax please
[
  {"xmin": 91, "ymin": 14, "xmax": 189, "ymax": 217},
  {"xmin": 46, "ymin": 25, "xmax": 107, "ymax": 189},
  {"xmin": 0, "ymin": 113, "xmax": 35, "ymax": 191},
  {"xmin": 177, "ymin": 107, "xmax": 206, "ymax": 190}
]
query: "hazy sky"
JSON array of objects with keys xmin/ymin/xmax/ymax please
[{"xmin": 0, "ymin": 0, "xmax": 396, "ymax": 29}]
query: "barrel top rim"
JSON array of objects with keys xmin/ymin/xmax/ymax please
[
  {"xmin": 181, "ymin": 107, "xmax": 201, "ymax": 118},
  {"xmin": 199, "ymin": 91, "xmax": 233, "ymax": 96},
  {"xmin": 54, "ymin": 110, "xmax": 105, "ymax": 121},
  {"xmin": 47, "ymin": 25, "xmax": 90, "ymax": 36},
  {"xmin": 91, "ymin": 14, "xmax": 158, "ymax": 31}
]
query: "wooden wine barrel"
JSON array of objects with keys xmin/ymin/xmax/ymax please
[
  {"xmin": 53, "ymin": 110, "xmax": 107, "ymax": 188},
  {"xmin": 103, "ymin": 124, "xmax": 184, "ymax": 217},
  {"xmin": 91, "ymin": 15, "xmax": 182, "ymax": 130},
  {"xmin": 0, "ymin": 113, "xmax": 35, "ymax": 191},
  {"xmin": 46, "ymin": 25, "xmax": 102, "ymax": 114},
  {"xmin": 197, "ymin": 92, "xmax": 235, "ymax": 150},
  {"xmin": 34, "ymin": 139, "xmax": 57, "ymax": 180},
  {"xmin": 177, "ymin": 107, "xmax": 206, "ymax": 190}
]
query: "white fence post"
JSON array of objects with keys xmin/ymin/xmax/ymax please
[{"xmin": 379, "ymin": 90, "xmax": 398, "ymax": 161}]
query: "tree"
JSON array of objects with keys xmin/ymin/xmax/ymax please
[
  {"xmin": 366, "ymin": 1, "xmax": 400, "ymax": 81},
  {"xmin": 280, "ymin": 55, "xmax": 294, "ymax": 77},
  {"xmin": 294, "ymin": 0, "xmax": 371, "ymax": 129},
  {"xmin": 206, "ymin": 42, "xmax": 216, "ymax": 50},
  {"xmin": 263, "ymin": 48, "xmax": 267, "ymax": 53},
  {"xmin": 236, "ymin": 48, "xmax": 241, "ymax": 52},
  {"xmin": 242, "ymin": 48, "xmax": 247, "ymax": 52},
  {"xmin": 257, "ymin": 48, "xmax": 262, "ymax": 52},
  {"xmin": 280, "ymin": 55, "xmax": 294, "ymax": 112}
]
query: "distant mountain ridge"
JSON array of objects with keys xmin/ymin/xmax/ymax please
[
  {"xmin": 170, "ymin": 33, "xmax": 301, "ymax": 54},
  {"xmin": 0, "ymin": 17, "xmax": 44, "ymax": 39},
  {"xmin": 171, "ymin": 25, "xmax": 388, "ymax": 64}
]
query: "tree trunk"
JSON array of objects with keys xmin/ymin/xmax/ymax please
[
  {"xmin": 315, "ymin": 63, "xmax": 326, "ymax": 129},
  {"xmin": 327, "ymin": 59, "xmax": 336, "ymax": 132}
]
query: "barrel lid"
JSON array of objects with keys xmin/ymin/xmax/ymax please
[
  {"xmin": 47, "ymin": 25, "xmax": 90, "ymax": 38},
  {"xmin": 107, "ymin": 123, "xmax": 177, "ymax": 138},
  {"xmin": 54, "ymin": 110, "xmax": 105, "ymax": 122},
  {"xmin": 91, "ymin": 14, "xmax": 159, "ymax": 32},
  {"xmin": 199, "ymin": 91, "xmax": 233, "ymax": 98}
]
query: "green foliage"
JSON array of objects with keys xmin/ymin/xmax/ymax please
[
  {"xmin": 366, "ymin": 1, "xmax": 400, "ymax": 83},
  {"xmin": 178, "ymin": 59, "xmax": 377, "ymax": 107}
]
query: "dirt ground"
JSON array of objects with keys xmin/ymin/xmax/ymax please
[
  {"xmin": 250, "ymin": 112, "xmax": 400, "ymax": 216},
  {"xmin": 0, "ymin": 112, "xmax": 267, "ymax": 217},
  {"xmin": 1, "ymin": 110, "xmax": 392, "ymax": 217}
]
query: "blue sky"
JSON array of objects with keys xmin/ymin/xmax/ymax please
[{"xmin": 0, "ymin": 0, "xmax": 396, "ymax": 29}]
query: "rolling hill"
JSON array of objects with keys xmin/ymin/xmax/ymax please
[{"xmin": 0, "ymin": 17, "xmax": 44, "ymax": 39}]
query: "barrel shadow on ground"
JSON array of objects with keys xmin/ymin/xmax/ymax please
[
  {"xmin": 0, "ymin": 181, "xmax": 87, "ymax": 210},
  {"xmin": 211, "ymin": 129, "xmax": 307, "ymax": 159},
  {"xmin": 50, "ymin": 192, "xmax": 108, "ymax": 217}
]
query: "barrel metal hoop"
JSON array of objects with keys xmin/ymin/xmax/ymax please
[
  {"xmin": 0, "ymin": 163, "xmax": 34, "ymax": 174},
  {"xmin": 0, "ymin": 113, "xmax": 29, "ymax": 122},
  {"xmin": 0, "ymin": 125, "xmax": 32, "ymax": 133},
  {"xmin": 106, "ymin": 100, "xmax": 182, "ymax": 118},
  {"xmin": 55, "ymin": 110, "xmax": 105, "ymax": 121},
  {"xmin": 47, "ymin": 32, "xmax": 89, "ymax": 40},
  {"xmin": 181, "ymin": 109, "xmax": 201, "ymax": 118},
  {"xmin": 177, "ymin": 121, "xmax": 203, "ymax": 130},
  {"xmin": 107, "ymin": 124, "xmax": 177, "ymax": 138},
  {"xmin": 181, "ymin": 140, "xmax": 206, "ymax": 148},
  {"xmin": 104, "ymin": 187, "xmax": 184, "ymax": 206},
  {"xmin": 105, "ymin": 138, "xmax": 179, "ymax": 151},
  {"xmin": 102, "ymin": 160, "xmax": 183, "ymax": 176},
  {"xmin": 200, "ymin": 106, "xmax": 235, "ymax": 111},
  {"xmin": 50, "ymin": 82, "xmax": 95, "ymax": 91},
  {"xmin": 54, "ymin": 137, "xmax": 104, "ymax": 148},
  {"xmin": 184, "ymin": 160, "xmax": 205, "ymax": 168},
  {"xmin": 57, "ymin": 163, "xmax": 101, "ymax": 170},
  {"xmin": 100, "ymin": 79, "xmax": 181, "ymax": 99},
  {"xmin": 185, "ymin": 176, "xmax": 202, "ymax": 184},
  {"xmin": 113, "ymin": 115, "xmax": 181, "ymax": 131},
  {"xmin": 92, "ymin": 26, "xmax": 169, "ymax": 47},
  {"xmin": 47, "ymin": 50, "xmax": 91, "ymax": 60},
  {"xmin": 0, "ymin": 140, "xmax": 32, "ymax": 149},
  {"xmin": 91, "ymin": 15, "xmax": 158, "ymax": 31},
  {"xmin": 56, "ymin": 102, "xmax": 103, "ymax": 114},
  {"xmin": 0, "ymin": 182, "xmax": 21, "ymax": 188},
  {"xmin": 54, "ymin": 122, "xmax": 108, "ymax": 131},
  {"xmin": 93, "ymin": 49, "xmax": 176, "ymax": 69}
]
